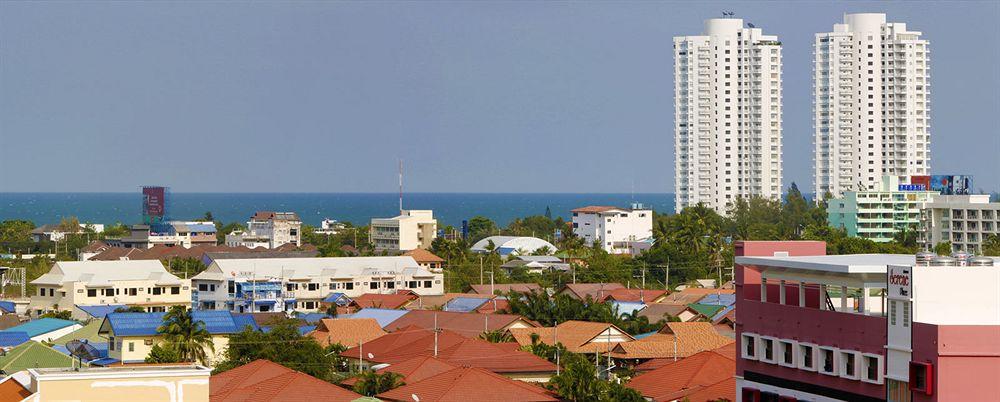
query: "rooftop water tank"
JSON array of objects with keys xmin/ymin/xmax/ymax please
[
  {"xmin": 929, "ymin": 256, "xmax": 958, "ymax": 267},
  {"xmin": 968, "ymin": 256, "xmax": 995, "ymax": 267},
  {"xmin": 951, "ymin": 251, "xmax": 972, "ymax": 266},
  {"xmin": 915, "ymin": 251, "xmax": 936, "ymax": 266}
]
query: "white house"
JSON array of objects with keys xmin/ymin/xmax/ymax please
[
  {"xmin": 225, "ymin": 211, "xmax": 302, "ymax": 249},
  {"xmin": 471, "ymin": 236, "xmax": 558, "ymax": 256},
  {"xmin": 370, "ymin": 210, "xmax": 437, "ymax": 252},
  {"xmin": 571, "ymin": 205, "xmax": 653, "ymax": 255}
]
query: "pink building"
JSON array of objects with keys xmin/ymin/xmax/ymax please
[{"xmin": 734, "ymin": 241, "xmax": 1000, "ymax": 402}]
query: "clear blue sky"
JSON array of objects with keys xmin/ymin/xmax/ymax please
[{"xmin": 2, "ymin": 1, "xmax": 998, "ymax": 194}]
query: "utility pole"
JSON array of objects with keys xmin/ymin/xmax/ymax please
[
  {"xmin": 640, "ymin": 263, "xmax": 646, "ymax": 303},
  {"xmin": 358, "ymin": 340, "xmax": 363, "ymax": 373},
  {"xmin": 664, "ymin": 260, "xmax": 670, "ymax": 291},
  {"xmin": 487, "ymin": 271, "xmax": 495, "ymax": 297},
  {"xmin": 433, "ymin": 313, "xmax": 439, "ymax": 357},
  {"xmin": 479, "ymin": 255, "xmax": 484, "ymax": 285}
]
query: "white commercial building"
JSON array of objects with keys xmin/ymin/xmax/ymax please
[
  {"xmin": 190, "ymin": 256, "xmax": 444, "ymax": 313},
  {"xmin": 814, "ymin": 13, "xmax": 931, "ymax": 198},
  {"xmin": 571, "ymin": 205, "xmax": 652, "ymax": 255},
  {"xmin": 370, "ymin": 210, "xmax": 437, "ymax": 252},
  {"xmin": 919, "ymin": 194, "xmax": 1000, "ymax": 254},
  {"xmin": 225, "ymin": 211, "xmax": 302, "ymax": 249},
  {"xmin": 674, "ymin": 17, "xmax": 783, "ymax": 214}
]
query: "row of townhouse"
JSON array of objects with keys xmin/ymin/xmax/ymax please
[{"xmin": 190, "ymin": 256, "xmax": 444, "ymax": 313}]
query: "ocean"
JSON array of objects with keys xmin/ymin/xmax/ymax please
[{"xmin": 0, "ymin": 193, "xmax": 675, "ymax": 227}]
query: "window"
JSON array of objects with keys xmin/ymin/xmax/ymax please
[
  {"xmin": 144, "ymin": 339, "xmax": 154, "ymax": 346},
  {"xmin": 87, "ymin": 289, "xmax": 97, "ymax": 297},
  {"xmin": 198, "ymin": 284, "xmax": 209, "ymax": 292},
  {"xmin": 819, "ymin": 347, "xmax": 838, "ymax": 376},
  {"xmin": 909, "ymin": 362, "xmax": 933, "ymax": 395},
  {"xmin": 370, "ymin": 282, "xmax": 379, "ymax": 290},
  {"xmin": 109, "ymin": 337, "xmax": 115, "ymax": 350},
  {"xmin": 862, "ymin": 354, "xmax": 883, "ymax": 384},
  {"xmin": 779, "ymin": 340, "xmax": 796, "ymax": 367},
  {"xmin": 385, "ymin": 281, "xmax": 395, "ymax": 289},
  {"xmin": 39, "ymin": 288, "xmax": 46, "ymax": 297},
  {"xmin": 128, "ymin": 342, "xmax": 134, "ymax": 352},
  {"xmin": 760, "ymin": 337, "xmax": 776, "ymax": 363},
  {"xmin": 152, "ymin": 287, "xmax": 162, "ymax": 295},
  {"xmin": 344, "ymin": 282, "xmax": 354, "ymax": 290},
  {"xmin": 798, "ymin": 343, "xmax": 816, "ymax": 371},
  {"xmin": 902, "ymin": 302, "xmax": 910, "ymax": 327},
  {"xmin": 840, "ymin": 350, "xmax": 860, "ymax": 380},
  {"xmin": 741, "ymin": 333, "xmax": 757, "ymax": 360},
  {"xmin": 128, "ymin": 288, "xmax": 138, "ymax": 296},
  {"xmin": 408, "ymin": 281, "xmax": 418, "ymax": 288},
  {"xmin": 308, "ymin": 283, "xmax": 319, "ymax": 291},
  {"xmin": 424, "ymin": 280, "xmax": 432, "ymax": 288}
]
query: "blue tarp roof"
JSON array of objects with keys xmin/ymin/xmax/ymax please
[
  {"xmin": 345, "ymin": 308, "xmax": 410, "ymax": 328},
  {"xmin": 710, "ymin": 304, "xmax": 736, "ymax": 323},
  {"xmin": 75, "ymin": 304, "xmax": 127, "ymax": 319},
  {"xmin": 0, "ymin": 301, "xmax": 16, "ymax": 314},
  {"xmin": 611, "ymin": 301, "xmax": 647, "ymax": 317},
  {"xmin": 103, "ymin": 311, "xmax": 258, "ymax": 337},
  {"xmin": 322, "ymin": 292, "xmax": 352, "ymax": 305},
  {"xmin": 444, "ymin": 297, "xmax": 490, "ymax": 312},
  {"xmin": 698, "ymin": 293, "xmax": 736, "ymax": 306},
  {"xmin": 5, "ymin": 318, "xmax": 78, "ymax": 338},
  {"xmin": 0, "ymin": 331, "xmax": 30, "ymax": 347}
]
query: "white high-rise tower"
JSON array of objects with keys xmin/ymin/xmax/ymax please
[
  {"xmin": 674, "ymin": 18, "xmax": 783, "ymax": 214},
  {"xmin": 814, "ymin": 13, "xmax": 930, "ymax": 198}
]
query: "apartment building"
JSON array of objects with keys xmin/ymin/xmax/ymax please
[
  {"xmin": 571, "ymin": 205, "xmax": 652, "ymax": 255},
  {"xmin": 224, "ymin": 211, "xmax": 302, "ymax": 249},
  {"xmin": 675, "ymin": 17, "xmax": 783, "ymax": 214},
  {"xmin": 733, "ymin": 241, "xmax": 1000, "ymax": 402},
  {"xmin": 370, "ymin": 210, "xmax": 437, "ymax": 252},
  {"xmin": 190, "ymin": 256, "xmax": 443, "ymax": 313},
  {"xmin": 814, "ymin": 13, "xmax": 930, "ymax": 198},
  {"xmin": 22, "ymin": 365, "xmax": 211, "ymax": 402},
  {"xmin": 111, "ymin": 222, "xmax": 217, "ymax": 249},
  {"xmin": 827, "ymin": 176, "xmax": 937, "ymax": 242},
  {"xmin": 919, "ymin": 194, "xmax": 1000, "ymax": 253},
  {"xmin": 28, "ymin": 260, "xmax": 192, "ymax": 318}
]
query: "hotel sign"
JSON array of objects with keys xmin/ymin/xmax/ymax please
[{"xmin": 888, "ymin": 266, "xmax": 911, "ymax": 298}]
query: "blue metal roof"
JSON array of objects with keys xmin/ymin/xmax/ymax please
[
  {"xmin": 611, "ymin": 301, "xmax": 647, "ymax": 317},
  {"xmin": 698, "ymin": 293, "xmax": 736, "ymax": 306},
  {"xmin": 345, "ymin": 308, "xmax": 410, "ymax": 328},
  {"xmin": 231, "ymin": 314, "xmax": 258, "ymax": 332},
  {"xmin": 0, "ymin": 331, "xmax": 30, "ymax": 347},
  {"xmin": 89, "ymin": 357, "xmax": 121, "ymax": 366},
  {"xmin": 104, "ymin": 311, "xmax": 257, "ymax": 337},
  {"xmin": 0, "ymin": 301, "xmax": 16, "ymax": 314},
  {"xmin": 295, "ymin": 313, "xmax": 332, "ymax": 324},
  {"xmin": 632, "ymin": 331, "xmax": 658, "ymax": 340},
  {"xmin": 75, "ymin": 304, "xmax": 127, "ymax": 319},
  {"xmin": 5, "ymin": 318, "xmax": 78, "ymax": 338},
  {"xmin": 322, "ymin": 292, "xmax": 352, "ymax": 305},
  {"xmin": 710, "ymin": 304, "xmax": 736, "ymax": 323},
  {"xmin": 444, "ymin": 297, "xmax": 490, "ymax": 312},
  {"xmin": 186, "ymin": 224, "xmax": 216, "ymax": 233}
]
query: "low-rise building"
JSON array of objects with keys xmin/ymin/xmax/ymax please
[
  {"xmin": 225, "ymin": 211, "xmax": 302, "ymax": 249},
  {"xmin": 98, "ymin": 311, "xmax": 257, "ymax": 365},
  {"xmin": 210, "ymin": 359, "xmax": 361, "ymax": 402},
  {"xmin": 827, "ymin": 176, "xmax": 938, "ymax": 243},
  {"xmin": 1, "ymin": 318, "xmax": 81, "ymax": 343},
  {"xmin": 28, "ymin": 260, "xmax": 192, "ymax": 318},
  {"xmin": 31, "ymin": 223, "xmax": 104, "ymax": 243},
  {"xmin": 919, "ymin": 194, "xmax": 1000, "ymax": 253},
  {"xmin": 471, "ymin": 236, "xmax": 558, "ymax": 256},
  {"xmin": 110, "ymin": 222, "xmax": 217, "ymax": 249},
  {"xmin": 571, "ymin": 204, "xmax": 653, "ymax": 254},
  {"xmin": 23, "ymin": 364, "xmax": 211, "ymax": 402},
  {"xmin": 402, "ymin": 249, "xmax": 445, "ymax": 272},
  {"xmin": 370, "ymin": 210, "xmax": 437, "ymax": 252},
  {"xmin": 190, "ymin": 256, "xmax": 443, "ymax": 313}
]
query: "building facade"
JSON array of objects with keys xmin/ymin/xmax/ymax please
[
  {"xmin": 675, "ymin": 17, "xmax": 783, "ymax": 214},
  {"xmin": 191, "ymin": 256, "xmax": 444, "ymax": 313},
  {"xmin": 827, "ymin": 176, "xmax": 937, "ymax": 242},
  {"xmin": 814, "ymin": 13, "xmax": 930, "ymax": 198},
  {"xmin": 733, "ymin": 241, "xmax": 1000, "ymax": 402},
  {"xmin": 24, "ymin": 365, "xmax": 211, "ymax": 402},
  {"xmin": 919, "ymin": 194, "xmax": 1000, "ymax": 253},
  {"xmin": 570, "ymin": 205, "xmax": 652, "ymax": 254},
  {"xmin": 225, "ymin": 211, "xmax": 301, "ymax": 249},
  {"xmin": 111, "ymin": 222, "xmax": 217, "ymax": 249},
  {"xmin": 370, "ymin": 210, "xmax": 437, "ymax": 252},
  {"xmin": 28, "ymin": 260, "xmax": 192, "ymax": 318}
]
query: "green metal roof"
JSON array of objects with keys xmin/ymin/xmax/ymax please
[
  {"xmin": 51, "ymin": 320, "xmax": 106, "ymax": 345},
  {"xmin": 685, "ymin": 303, "xmax": 725, "ymax": 318},
  {"xmin": 0, "ymin": 341, "xmax": 76, "ymax": 373}
]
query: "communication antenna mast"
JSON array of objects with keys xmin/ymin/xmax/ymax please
[
  {"xmin": 399, "ymin": 159, "xmax": 404, "ymax": 214},
  {"xmin": 0, "ymin": 267, "xmax": 26, "ymax": 299}
]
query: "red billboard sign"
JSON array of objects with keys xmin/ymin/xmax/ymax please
[{"xmin": 142, "ymin": 186, "xmax": 166, "ymax": 218}]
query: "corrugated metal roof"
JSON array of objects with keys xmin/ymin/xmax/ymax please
[
  {"xmin": 444, "ymin": 297, "xmax": 490, "ymax": 313},
  {"xmin": 345, "ymin": 308, "xmax": 410, "ymax": 328},
  {"xmin": 4, "ymin": 318, "xmax": 78, "ymax": 338},
  {"xmin": 75, "ymin": 304, "xmax": 127, "ymax": 319},
  {"xmin": 0, "ymin": 302, "xmax": 16, "ymax": 314},
  {"xmin": 102, "ymin": 311, "xmax": 257, "ymax": 337},
  {"xmin": 0, "ymin": 332, "xmax": 29, "ymax": 348}
]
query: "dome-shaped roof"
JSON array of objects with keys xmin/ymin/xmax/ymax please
[{"xmin": 471, "ymin": 236, "xmax": 558, "ymax": 256}]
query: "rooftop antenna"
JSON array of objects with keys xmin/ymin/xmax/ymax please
[
  {"xmin": 747, "ymin": 23, "xmax": 755, "ymax": 28},
  {"xmin": 398, "ymin": 159, "xmax": 404, "ymax": 214}
]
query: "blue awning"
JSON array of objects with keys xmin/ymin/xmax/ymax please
[
  {"xmin": 253, "ymin": 300, "xmax": 277, "ymax": 306},
  {"xmin": 89, "ymin": 358, "xmax": 120, "ymax": 366}
]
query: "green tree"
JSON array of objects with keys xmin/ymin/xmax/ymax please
[
  {"xmin": 145, "ymin": 343, "xmax": 182, "ymax": 363},
  {"xmin": 201, "ymin": 211, "xmax": 214, "ymax": 222},
  {"xmin": 352, "ymin": 371, "xmax": 404, "ymax": 396},
  {"xmin": 215, "ymin": 319, "xmax": 335, "ymax": 380},
  {"xmin": 467, "ymin": 216, "xmax": 497, "ymax": 243},
  {"xmin": 933, "ymin": 241, "xmax": 952, "ymax": 256},
  {"xmin": 982, "ymin": 234, "xmax": 1000, "ymax": 256},
  {"xmin": 114, "ymin": 306, "xmax": 148, "ymax": 313},
  {"xmin": 480, "ymin": 329, "xmax": 514, "ymax": 343},
  {"xmin": 40, "ymin": 310, "xmax": 72, "ymax": 320},
  {"xmin": 157, "ymin": 306, "xmax": 215, "ymax": 365}
]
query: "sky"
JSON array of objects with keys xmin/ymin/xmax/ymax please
[{"xmin": 2, "ymin": 1, "xmax": 998, "ymax": 194}]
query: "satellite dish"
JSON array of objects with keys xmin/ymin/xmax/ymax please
[
  {"xmin": 66, "ymin": 339, "xmax": 101, "ymax": 365},
  {"xmin": 367, "ymin": 352, "xmax": 374, "ymax": 359},
  {"xmin": 411, "ymin": 394, "xmax": 420, "ymax": 402}
]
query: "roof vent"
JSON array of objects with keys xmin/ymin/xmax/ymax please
[
  {"xmin": 968, "ymin": 256, "xmax": 995, "ymax": 267},
  {"xmin": 929, "ymin": 256, "xmax": 958, "ymax": 267},
  {"xmin": 951, "ymin": 251, "xmax": 972, "ymax": 266},
  {"xmin": 915, "ymin": 251, "xmax": 936, "ymax": 266}
]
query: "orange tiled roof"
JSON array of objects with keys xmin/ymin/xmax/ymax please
[
  {"xmin": 597, "ymin": 288, "xmax": 667, "ymax": 303},
  {"xmin": 385, "ymin": 309, "xmax": 532, "ymax": 337},
  {"xmin": 0, "ymin": 378, "xmax": 32, "ymax": 402},
  {"xmin": 309, "ymin": 318, "xmax": 387, "ymax": 348},
  {"xmin": 377, "ymin": 367, "xmax": 558, "ymax": 402},
  {"xmin": 403, "ymin": 248, "xmax": 445, "ymax": 263},
  {"xmin": 352, "ymin": 293, "xmax": 418, "ymax": 309},
  {"xmin": 509, "ymin": 320, "xmax": 635, "ymax": 354},
  {"xmin": 469, "ymin": 283, "xmax": 542, "ymax": 295},
  {"xmin": 410, "ymin": 293, "xmax": 491, "ymax": 310},
  {"xmin": 210, "ymin": 359, "xmax": 362, "ymax": 402},
  {"xmin": 634, "ymin": 340, "xmax": 736, "ymax": 371},
  {"xmin": 627, "ymin": 351, "xmax": 736, "ymax": 402},
  {"xmin": 558, "ymin": 283, "xmax": 625, "ymax": 300},
  {"xmin": 476, "ymin": 298, "xmax": 510, "ymax": 314}
]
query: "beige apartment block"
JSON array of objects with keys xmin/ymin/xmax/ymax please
[
  {"xmin": 370, "ymin": 209, "xmax": 438, "ymax": 252},
  {"xmin": 22, "ymin": 365, "xmax": 210, "ymax": 402}
]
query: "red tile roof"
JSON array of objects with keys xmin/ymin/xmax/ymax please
[
  {"xmin": 309, "ymin": 318, "xmax": 387, "ymax": 348},
  {"xmin": 341, "ymin": 326, "xmax": 556, "ymax": 374},
  {"xmin": 352, "ymin": 293, "xmax": 418, "ymax": 309},
  {"xmin": 340, "ymin": 356, "xmax": 458, "ymax": 387},
  {"xmin": 403, "ymin": 249, "xmax": 445, "ymax": 263},
  {"xmin": 558, "ymin": 283, "xmax": 625, "ymax": 300},
  {"xmin": 475, "ymin": 298, "xmax": 510, "ymax": 314},
  {"xmin": 384, "ymin": 309, "xmax": 533, "ymax": 338},
  {"xmin": 88, "ymin": 244, "xmax": 294, "ymax": 261},
  {"xmin": 626, "ymin": 350, "xmax": 736, "ymax": 402},
  {"xmin": 597, "ymin": 288, "xmax": 667, "ymax": 303},
  {"xmin": 635, "ymin": 342, "xmax": 735, "ymax": 371},
  {"xmin": 0, "ymin": 378, "xmax": 32, "ymax": 402},
  {"xmin": 210, "ymin": 359, "xmax": 362, "ymax": 402},
  {"xmin": 469, "ymin": 283, "xmax": 541, "ymax": 295},
  {"xmin": 377, "ymin": 367, "xmax": 558, "ymax": 402}
]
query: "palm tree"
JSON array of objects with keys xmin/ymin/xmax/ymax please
[
  {"xmin": 480, "ymin": 329, "xmax": 514, "ymax": 343},
  {"xmin": 352, "ymin": 371, "xmax": 404, "ymax": 396},
  {"xmin": 157, "ymin": 306, "xmax": 215, "ymax": 365}
]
